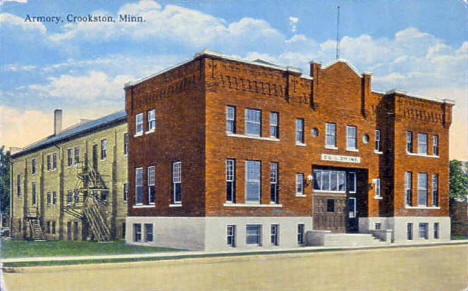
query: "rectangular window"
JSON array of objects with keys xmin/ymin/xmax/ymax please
[
  {"xmin": 227, "ymin": 225, "xmax": 236, "ymax": 247},
  {"xmin": 417, "ymin": 173, "xmax": 428, "ymax": 206},
  {"xmin": 74, "ymin": 189, "xmax": 80, "ymax": 204},
  {"xmin": 348, "ymin": 172, "xmax": 356, "ymax": 193},
  {"xmin": 226, "ymin": 106, "xmax": 236, "ymax": 134},
  {"xmin": 52, "ymin": 221, "xmax": 56, "ymax": 234},
  {"xmin": 270, "ymin": 162, "xmax": 278, "ymax": 203},
  {"xmin": 375, "ymin": 129, "xmax": 381, "ymax": 152},
  {"xmin": 406, "ymin": 131, "xmax": 413, "ymax": 153},
  {"xmin": 325, "ymin": 123, "xmax": 336, "ymax": 147},
  {"xmin": 271, "ymin": 224, "xmax": 279, "ymax": 246},
  {"xmin": 246, "ymin": 225, "xmax": 261, "ymax": 245},
  {"xmin": 172, "ymin": 161, "xmax": 182, "ymax": 204},
  {"xmin": 297, "ymin": 224, "xmax": 304, "ymax": 244},
  {"xmin": 123, "ymin": 183, "xmax": 128, "ymax": 201},
  {"xmin": 147, "ymin": 109, "xmax": 156, "ymax": 131},
  {"xmin": 133, "ymin": 224, "xmax": 142, "ymax": 242},
  {"xmin": 135, "ymin": 167, "xmax": 143, "ymax": 205},
  {"xmin": 295, "ymin": 118, "xmax": 304, "ymax": 144},
  {"xmin": 47, "ymin": 221, "xmax": 51, "ymax": 233},
  {"xmin": 32, "ymin": 182, "xmax": 37, "ymax": 205},
  {"xmin": 144, "ymin": 224, "xmax": 153, "ymax": 242},
  {"xmin": 53, "ymin": 191, "xmax": 57, "ymax": 204},
  {"xmin": 47, "ymin": 192, "xmax": 51, "ymax": 206},
  {"xmin": 296, "ymin": 173, "xmax": 304, "ymax": 196},
  {"xmin": 375, "ymin": 223, "xmax": 381, "ymax": 230},
  {"xmin": 67, "ymin": 149, "xmax": 73, "ymax": 166},
  {"xmin": 226, "ymin": 159, "xmax": 236, "ymax": 203},
  {"xmin": 434, "ymin": 223, "xmax": 439, "ymax": 239},
  {"xmin": 419, "ymin": 223, "xmax": 428, "ymax": 239},
  {"xmin": 327, "ymin": 199, "xmax": 335, "ymax": 212},
  {"xmin": 101, "ymin": 139, "xmax": 107, "ymax": 160},
  {"xmin": 245, "ymin": 108, "xmax": 261, "ymax": 136},
  {"xmin": 148, "ymin": 166, "xmax": 155, "ymax": 204},
  {"xmin": 405, "ymin": 172, "xmax": 413, "ymax": 206},
  {"xmin": 74, "ymin": 147, "xmax": 80, "ymax": 164},
  {"xmin": 32, "ymin": 159, "xmax": 36, "ymax": 174},
  {"xmin": 346, "ymin": 125, "xmax": 357, "ymax": 150},
  {"xmin": 245, "ymin": 161, "xmax": 261, "ymax": 202},
  {"xmin": 67, "ymin": 190, "xmax": 73, "ymax": 205},
  {"xmin": 417, "ymin": 133, "xmax": 428, "ymax": 154},
  {"xmin": 47, "ymin": 154, "xmax": 51, "ymax": 171},
  {"xmin": 135, "ymin": 113, "xmax": 144, "ymax": 135},
  {"xmin": 407, "ymin": 223, "xmax": 413, "ymax": 240},
  {"xmin": 17, "ymin": 174, "xmax": 21, "ymax": 196},
  {"xmin": 270, "ymin": 112, "xmax": 279, "ymax": 138},
  {"xmin": 432, "ymin": 174, "xmax": 438, "ymax": 207},
  {"xmin": 313, "ymin": 169, "xmax": 346, "ymax": 193},
  {"xmin": 122, "ymin": 223, "xmax": 126, "ymax": 238},
  {"xmin": 52, "ymin": 153, "xmax": 57, "ymax": 170},
  {"xmin": 375, "ymin": 178, "xmax": 381, "ymax": 197},
  {"xmin": 432, "ymin": 135, "xmax": 439, "ymax": 156},
  {"xmin": 124, "ymin": 133, "xmax": 129, "ymax": 155},
  {"xmin": 101, "ymin": 190, "xmax": 108, "ymax": 201}
]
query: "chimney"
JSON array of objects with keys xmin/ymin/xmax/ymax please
[
  {"xmin": 54, "ymin": 109, "xmax": 62, "ymax": 135},
  {"xmin": 361, "ymin": 73, "xmax": 371, "ymax": 117}
]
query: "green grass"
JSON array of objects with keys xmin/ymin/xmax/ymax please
[
  {"xmin": 0, "ymin": 239, "xmax": 178, "ymax": 259},
  {"xmin": 451, "ymin": 235, "xmax": 468, "ymax": 240}
]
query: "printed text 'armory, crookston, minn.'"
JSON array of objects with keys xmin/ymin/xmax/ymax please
[{"xmin": 24, "ymin": 14, "xmax": 145, "ymax": 24}]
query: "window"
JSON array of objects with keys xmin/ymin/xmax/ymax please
[
  {"xmin": 53, "ymin": 191, "xmax": 57, "ymax": 204},
  {"xmin": 374, "ymin": 178, "xmax": 381, "ymax": 197},
  {"xmin": 432, "ymin": 174, "xmax": 438, "ymax": 207},
  {"xmin": 74, "ymin": 147, "xmax": 80, "ymax": 164},
  {"xmin": 271, "ymin": 224, "xmax": 279, "ymax": 246},
  {"xmin": 123, "ymin": 183, "xmax": 128, "ymax": 201},
  {"xmin": 67, "ymin": 149, "xmax": 73, "ymax": 166},
  {"xmin": 419, "ymin": 223, "xmax": 428, "ymax": 239},
  {"xmin": 47, "ymin": 192, "xmax": 51, "ymax": 206},
  {"xmin": 135, "ymin": 167, "xmax": 143, "ymax": 205},
  {"xmin": 135, "ymin": 113, "xmax": 143, "ymax": 135},
  {"xmin": 47, "ymin": 154, "xmax": 51, "ymax": 171},
  {"xmin": 346, "ymin": 126, "xmax": 357, "ymax": 150},
  {"xmin": 375, "ymin": 223, "xmax": 381, "ymax": 230},
  {"xmin": 245, "ymin": 108, "xmax": 261, "ymax": 136},
  {"xmin": 226, "ymin": 159, "xmax": 236, "ymax": 203},
  {"xmin": 32, "ymin": 159, "xmax": 36, "ymax": 174},
  {"xmin": 348, "ymin": 172, "xmax": 356, "ymax": 193},
  {"xmin": 325, "ymin": 123, "xmax": 336, "ymax": 147},
  {"xmin": 52, "ymin": 221, "xmax": 56, "ymax": 234},
  {"xmin": 52, "ymin": 153, "xmax": 57, "ymax": 170},
  {"xmin": 67, "ymin": 190, "xmax": 73, "ymax": 205},
  {"xmin": 226, "ymin": 106, "xmax": 236, "ymax": 134},
  {"xmin": 407, "ymin": 223, "xmax": 413, "ymax": 240},
  {"xmin": 172, "ymin": 161, "xmax": 182, "ymax": 204},
  {"xmin": 417, "ymin": 133, "xmax": 428, "ymax": 154},
  {"xmin": 434, "ymin": 223, "xmax": 439, "ymax": 239},
  {"xmin": 297, "ymin": 224, "xmax": 304, "ymax": 244},
  {"xmin": 313, "ymin": 169, "xmax": 346, "ymax": 192},
  {"xmin": 270, "ymin": 112, "xmax": 279, "ymax": 138},
  {"xmin": 296, "ymin": 173, "xmax": 304, "ymax": 196},
  {"xmin": 122, "ymin": 223, "xmax": 126, "ymax": 238},
  {"xmin": 148, "ymin": 166, "xmax": 155, "ymax": 204},
  {"xmin": 327, "ymin": 199, "xmax": 335, "ymax": 212},
  {"xmin": 47, "ymin": 221, "xmax": 51, "ymax": 233},
  {"xmin": 227, "ymin": 225, "xmax": 236, "ymax": 247},
  {"xmin": 405, "ymin": 172, "xmax": 413, "ymax": 206},
  {"xmin": 133, "ymin": 224, "xmax": 142, "ymax": 242},
  {"xmin": 101, "ymin": 139, "xmax": 107, "ymax": 160},
  {"xmin": 245, "ymin": 161, "xmax": 261, "ymax": 202},
  {"xmin": 17, "ymin": 174, "xmax": 21, "ymax": 196},
  {"xmin": 123, "ymin": 133, "xmax": 129, "ymax": 155},
  {"xmin": 74, "ymin": 189, "xmax": 80, "ymax": 203},
  {"xmin": 32, "ymin": 182, "xmax": 37, "ymax": 205},
  {"xmin": 406, "ymin": 131, "xmax": 413, "ymax": 153},
  {"xmin": 144, "ymin": 224, "xmax": 153, "ymax": 242},
  {"xmin": 246, "ymin": 225, "xmax": 261, "ymax": 245},
  {"xmin": 270, "ymin": 162, "xmax": 279, "ymax": 203},
  {"xmin": 417, "ymin": 173, "xmax": 428, "ymax": 206},
  {"xmin": 432, "ymin": 135, "xmax": 439, "ymax": 156},
  {"xmin": 147, "ymin": 109, "xmax": 156, "ymax": 131},
  {"xmin": 101, "ymin": 190, "xmax": 108, "ymax": 201},
  {"xmin": 375, "ymin": 129, "xmax": 381, "ymax": 152},
  {"xmin": 295, "ymin": 118, "xmax": 304, "ymax": 144}
]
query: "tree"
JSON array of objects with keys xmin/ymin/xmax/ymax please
[
  {"xmin": 449, "ymin": 160, "xmax": 468, "ymax": 200},
  {"xmin": 0, "ymin": 146, "xmax": 11, "ymax": 216}
]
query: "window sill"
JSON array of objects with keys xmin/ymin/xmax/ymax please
[
  {"xmin": 313, "ymin": 190, "xmax": 347, "ymax": 194},
  {"xmin": 223, "ymin": 203, "xmax": 283, "ymax": 208},
  {"xmin": 226, "ymin": 132, "xmax": 280, "ymax": 142},
  {"xmin": 132, "ymin": 205, "xmax": 154, "ymax": 208},
  {"xmin": 374, "ymin": 195, "xmax": 383, "ymax": 200},
  {"xmin": 295, "ymin": 194, "xmax": 306, "ymax": 197},
  {"xmin": 346, "ymin": 148, "xmax": 359, "ymax": 152},
  {"xmin": 324, "ymin": 145, "xmax": 338, "ymax": 150},
  {"xmin": 405, "ymin": 205, "xmax": 440, "ymax": 210},
  {"xmin": 296, "ymin": 143, "xmax": 306, "ymax": 147},
  {"xmin": 374, "ymin": 150, "xmax": 383, "ymax": 155},
  {"xmin": 134, "ymin": 132, "xmax": 143, "ymax": 138},
  {"xmin": 406, "ymin": 152, "xmax": 439, "ymax": 158},
  {"xmin": 145, "ymin": 129, "xmax": 155, "ymax": 134},
  {"xmin": 169, "ymin": 203, "xmax": 182, "ymax": 207}
]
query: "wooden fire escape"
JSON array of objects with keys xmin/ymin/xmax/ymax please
[{"xmin": 26, "ymin": 207, "xmax": 45, "ymax": 241}]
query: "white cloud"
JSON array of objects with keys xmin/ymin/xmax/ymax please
[
  {"xmin": 3, "ymin": 64, "xmax": 36, "ymax": 72},
  {"xmin": 289, "ymin": 16, "xmax": 299, "ymax": 33},
  {"xmin": 0, "ymin": 13, "xmax": 46, "ymax": 34},
  {"xmin": 0, "ymin": 0, "xmax": 27, "ymax": 5}
]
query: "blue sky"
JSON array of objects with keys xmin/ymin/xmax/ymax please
[{"xmin": 1, "ymin": 0, "xmax": 467, "ymax": 159}]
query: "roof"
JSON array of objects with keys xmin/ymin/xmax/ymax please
[{"xmin": 12, "ymin": 111, "xmax": 127, "ymax": 158}]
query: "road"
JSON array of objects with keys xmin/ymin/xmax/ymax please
[{"xmin": 3, "ymin": 244, "xmax": 468, "ymax": 291}]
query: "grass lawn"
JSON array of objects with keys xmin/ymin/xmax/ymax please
[
  {"xmin": 0, "ymin": 239, "xmax": 178, "ymax": 259},
  {"xmin": 451, "ymin": 235, "xmax": 468, "ymax": 240}
]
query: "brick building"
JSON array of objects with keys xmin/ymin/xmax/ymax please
[
  {"xmin": 124, "ymin": 50, "xmax": 454, "ymax": 250},
  {"xmin": 10, "ymin": 110, "xmax": 129, "ymax": 241}
]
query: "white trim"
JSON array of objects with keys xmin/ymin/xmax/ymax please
[
  {"xmin": 374, "ymin": 195, "xmax": 383, "ymax": 200},
  {"xmin": 296, "ymin": 143, "xmax": 306, "ymax": 147},
  {"xmin": 313, "ymin": 190, "xmax": 346, "ymax": 194},
  {"xmin": 295, "ymin": 194, "xmax": 307, "ymax": 198},
  {"xmin": 386, "ymin": 89, "xmax": 455, "ymax": 105},
  {"xmin": 346, "ymin": 148, "xmax": 359, "ymax": 152},
  {"xmin": 321, "ymin": 58, "xmax": 362, "ymax": 77},
  {"xmin": 374, "ymin": 150, "xmax": 383, "ymax": 155},
  {"xmin": 223, "ymin": 203, "xmax": 282, "ymax": 208},
  {"xmin": 134, "ymin": 132, "xmax": 143, "ymax": 138},
  {"xmin": 145, "ymin": 129, "xmax": 155, "ymax": 134},
  {"xmin": 226, "ymin": 132, "xmax": 280, "ymax": 142},
  {"xmin": 132, "ymin": 205, "xmax": 154, "ymax": 208},
  {"xmin": 169, "ymin": 203, "xmax": 182, "ymax": 207},
  {"xmin": 406, "ymin": 151, "xmax": 439, "ymax": 158},
  {"xmin": 404, "ymin": 205, "xmax": 440, "ymax": 210},
  {"xmin": 324, "ymin": 145, "xmax": 338, "ymax": 150}
]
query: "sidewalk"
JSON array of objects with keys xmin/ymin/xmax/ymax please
[{"xmin": 2, "ymin": 239, "xmax": 467, "ymax": 265}]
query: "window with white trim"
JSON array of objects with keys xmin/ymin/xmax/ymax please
[
  {"xmin": 135, "ymin": 167, "xmax": 143, "ymax": 205},
  {"xmin": 123, "ymin": 133, "xmax": 129, "ymax": 155},
  {"xmin": 405, "ymin": 172, "xmax": 412, "ymax": 206},
  {"xmin": 417, "ymin": 133, "xmax": 428, "ymax": 154},
  {"xmin": 271, "ymin": 224, "xmax": 279, "ymax": 246},
  {"xmin": 313, "ymin": 169, "xmax": 346, "ymax": 192},
  {"xmin": 419, "ymin": 223, "xmax": 428, "ymax": 239},
  {"xmin": 101, "ymin": 139, "xmax": 107, "ymax": 160},
  {"xmin": 417, "ymin": 173, "xmax": 428, "ymax": 206},
  {"xmin": 226, "ymin": 159, "xmax": 235, "ymax": 203},
  {"xmin": 296, "ymin": 173, "xmax": 304, "ymax": 196},
  {"xmin": 133, "ymin": 224, "xmax": 142, "ymax": 242},
  {"xmin": 346, "ymin": 125, "xmax": 357, "ymax": 150},
  {"xmin": 147, "ymin": 109, "xmax": 156, "ymax": 131},
  {"xmin": 144, "ymin": 223, "xmax": 153, "ymax": 242},
  {"xmin": 74, "ymin": 147, "xmax": 80, "ymax": 164},
  {"xmin": 432, "ymin": 135, "xmax": 439, "ymax": 156},
  {"xmin": 374, "ymin": 178, "xmax": 381, "ymax": 197},
  {"xmin": 245, "ymin": 161, "xmax": 261, "ymax": 202},
  {"xmin": 245, "ymin": 108, "xmax": 261, "ymax": 136},
  {"xmin": 406, "ymin": 131, "xmax": 413, "ymax": 153},
  {"xmin": 432, "ymin": 174, "xmax": 438, "ymax": 206},
  {"xmin": 67, "ymin": 149, "xmax": 73, "ymax": 166},
  {"xmin": 226, "ymin": 106, "xmax": 236, "ymax": 134},
  {"xmin": 135, "ymin": 113, "xmax": 143, "ymax": 135},
  {"xmin": 348, "ymin": 172, "xmax": 356, "ymax": 193},
  {"xmin": 297, "ymin": 224, "xmax": 304, "ymax": 244},
  {"xmin": 246, "ymin": 224, "xmax": 261, "ymax": 245},
  {"xmin": 270, "ymin": 112, "xmax": 279, "ymax": 138},
  {"xmin": 270, "ymin": 162, "xmax": 278, "ymax": 203},
  {"xmin": 325, "ymin": 123, "xmax": 336, "ymax": 147},
  {"xmin": 172, "ymin": 161, "xmax": 182, "ymax": 204},
  {"xmin": 227, "ymin": 225, "xmax": 236, "ymax": 247},
  {"xmin": 375, "ymin": 129, "xmax": 381, "ymax": 152},
  {"xmin": 296, "ymin": 118, "xmax": 304, "ymax": 144},
  {"xmin": 148, "ymin": 166, "xmax": 155, "ymax": 204}
]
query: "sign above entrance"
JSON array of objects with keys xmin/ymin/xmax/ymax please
[{"xmin": 321, "ymin": 154, "xmax": 361, "ymax": 164}]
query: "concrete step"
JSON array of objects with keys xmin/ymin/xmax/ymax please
[{"xmin": 322, "ymin": 233, "xmax": 387, "ymax": 247}]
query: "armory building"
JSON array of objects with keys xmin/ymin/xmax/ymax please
[{"xmin": 124, "ymin": 50, "xmax": 453, "ymax": 250}]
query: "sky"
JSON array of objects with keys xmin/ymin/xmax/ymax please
[{"xmin": 0, "ymin": 0, "xmax": 467, "ymax": 159}]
